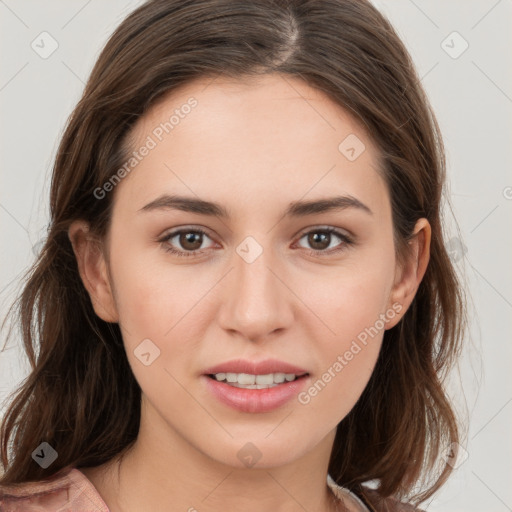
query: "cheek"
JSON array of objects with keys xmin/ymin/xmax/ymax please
[
  {"xmin": 297, "ymin": 279, "xmax": 386, "ymax": 425},
  {"xmin": 107, "ymin": 238, "xmax": 194, "ymax": 342},
  {"xmin": 296, "ymin": 251, "xmax": 394, "ymax": 415},
  {"xmin": 107, "ymin": 247, "xmax": 203, "ymax": 401},
  {"xmin": 304, "ymin": 254, "xmax": 395, "ymax": 342},
  {"xmin": 298, "ymin": 341, "xmax": 380, "ymax": 429}
]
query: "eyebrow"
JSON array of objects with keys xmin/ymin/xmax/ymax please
[{"xmin": 138, "ymin": 194, "xmax": 373, "ymax": 218}]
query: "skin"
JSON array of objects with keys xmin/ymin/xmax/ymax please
[{"xmin": 69, "ymin": 73, "xmax": 430, "ymax": 512}]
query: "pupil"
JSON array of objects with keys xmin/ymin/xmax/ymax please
[
  {"xmin": 181, "ymin": 232, "xmax": 202, "ymax": 250},
  {"xmin": 309, "ymin": 232, "xmax": 329, "ymax": 250}
]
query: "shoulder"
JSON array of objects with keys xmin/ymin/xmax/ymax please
[
  {"xmin": 361, "ymin": 487, "xmax": 426, "ymax": 512},
  {"xmin": 327, "ymin": 475, "xmax": 426, "ymax": 512},
  {"xmin": 0, "ymin": 466, "xmax": 109, "ymax": 512}
]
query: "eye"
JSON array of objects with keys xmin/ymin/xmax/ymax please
[
  {"xmin": 158, "ymin": 226, "xmax": 354, "ymax": 259},
  {"xmin": 295, "ymin": 227, "xmax": 354, "ymax": 256},
  {"xmin": 159, "ymin": 228, "xmax": 216, "ymax": 258}
]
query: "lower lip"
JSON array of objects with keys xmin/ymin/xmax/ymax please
[{"xmin": 202, "ymin": 375, "xmax": 310, "ymax": 413}]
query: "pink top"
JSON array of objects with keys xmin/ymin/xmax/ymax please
[
  {"xmin": 0, "ymin": 466, "xmax": 109, "ymax": 511},
  {"xmin": 0, "ymin": 465, "xmax": 423, "ymax": 511}
]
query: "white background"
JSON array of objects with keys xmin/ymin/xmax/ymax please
[{"xmin": 1, "ymin": 1, "xmax": 511, "ymax": 511}]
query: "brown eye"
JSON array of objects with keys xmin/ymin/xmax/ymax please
[
  {"xmin": 160, "ymin": 228, "xmax": 215, "ymax": 258},
  {"xmin": 307, "ymin": 232, "xmax": 331, "ymax": 250},
  {"xmin": 296, "ymin": 227, "xmax": 353, "ymax": 255},
  {"xmin": 178, "ymin": 232, "xmax": 203, "ymax": 251}
]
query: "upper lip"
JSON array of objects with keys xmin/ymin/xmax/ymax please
[{"xmin": 203, "ymin": 358, "xmax": 309, "ymax": 376}]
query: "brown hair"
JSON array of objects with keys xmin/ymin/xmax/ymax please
[{"xmin": 0, "ymin": 0, "xmax": 467, "ymax": 508}]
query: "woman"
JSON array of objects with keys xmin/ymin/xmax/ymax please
[{"xmin": 0, "ymin": 1, "xmax": 467, "ymax": 510}]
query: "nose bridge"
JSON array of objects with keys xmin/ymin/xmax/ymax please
[{"xmin": 219, "ymin": 236, "xmax": 293, "ymax": 340}]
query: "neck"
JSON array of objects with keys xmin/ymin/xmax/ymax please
[
  {"xmin": 83, "ymin": 435, "xmax": 343, "ymax": 511},
  {"xmin": 82, "ymin": 396, "xmax": 345, "ymax": 512}
]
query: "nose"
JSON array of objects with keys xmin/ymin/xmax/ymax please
[{"xmin": 217, "ymin": 241, "xmax": 295, "ymax": 343}]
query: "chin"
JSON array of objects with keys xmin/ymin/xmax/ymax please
[{"xmin": 200, "ymin": 432, "xmax": 320, "ymax": 470}]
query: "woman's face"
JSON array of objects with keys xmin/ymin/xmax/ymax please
[{"xmin": 78, "ymin": 73, "xmax": 419, "ymax": 469}]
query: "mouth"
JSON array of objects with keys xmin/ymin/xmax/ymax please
[
  {"xmin": 206, "ymin": 372, "xmax": 310, "ymax": 389},
  {"xmin": 203, "ymin": 371, "xmax": 311, "ymax": 413},
  {"xmin": 201, "ymin": 359, "xmax": 311, "ymax": 412}
]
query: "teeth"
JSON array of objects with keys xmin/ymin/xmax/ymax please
[
  {"xmin": 238, "ymin": 373, "xmax": 256, "ymax": 385},
  {"xmin": 212, "ymin": 372, "xmax": 302, "ymax": 386},
  {"xmin": 255, "ymin": 374, "xmax": 273, "ymax": 385},
  {"xmin": 230, "ymin": 383, "xmax": 279, "ymax": 389}
]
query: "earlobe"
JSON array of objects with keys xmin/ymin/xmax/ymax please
[
  {"xmin": 68, "ymin": 220, "xmax": 119, "ymax": 323},
  {"xmin": 385, "ymin": 218, "xmax": 431, "ymax": 329}
]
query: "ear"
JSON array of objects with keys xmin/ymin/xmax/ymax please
[
  {"xmin": 68, "ymin": 220, "xmax": 119, "ymax": 323},
  {"xmin": 385, "ymin": 218, "xmax": 431, "ymax": 329}
]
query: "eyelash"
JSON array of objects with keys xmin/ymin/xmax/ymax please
[{"xmin": 159, "ymin": 227, "xmax": 354, "ymax": 259}]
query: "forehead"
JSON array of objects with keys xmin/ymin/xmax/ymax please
[
  {"xmin": 115, "ymin": 73, "xmax": 388, "ymax": 217},
  {"xmin": 131, "ymin": 73, "xmax": 372, "ymax": 153}
]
